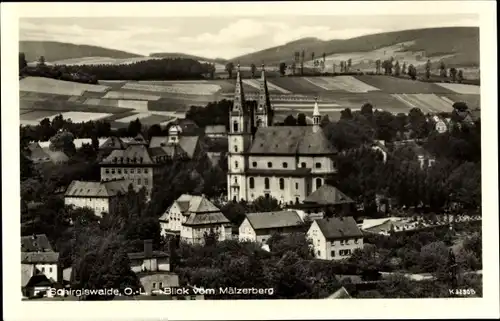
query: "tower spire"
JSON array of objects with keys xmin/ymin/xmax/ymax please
[
  {"xmin": 232, "ymin": 61, "xmax": 246, "ymax": 114},
  {"xmin": 254, "ymin": 62, "xmax": 273, "ymax": 127},
  {"xmin": 312, "ymin": 96, "xmax": 322, "ymax": 132},
  {"xmin": 313, "ymin": 96, "xmax": 320, "ymax": 117}
]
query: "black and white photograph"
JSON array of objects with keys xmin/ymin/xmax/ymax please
[{"xmin": 2, "ymin": 1, "xmax": 498, "ymax": 320}]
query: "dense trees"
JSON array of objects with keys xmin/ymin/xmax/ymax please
[{"xmin": 225, "ymin": 62, "xmax": 234, "ymax": 78}]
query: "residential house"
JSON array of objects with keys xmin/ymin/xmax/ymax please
[
  {"xmin": 307, "ymin": 217, "xmax": 364, "ymax": 260},
  {"xmin": 160, "ymin": 194, "xmax": 225, "ymax": 236},
  {"xmin": 22, "ymin": 273, "xmax": 57, "ymax": 299},
  {"xmin": 181, "ymin": 205, "xmax": 232, "ymax": 244},
  {"xmin": 149, "ymin": 125, "xmax": 203, "ymax": 161},
  {"xmin": 100, "ymin": 134, "xmax": 173, "ymax": 197},
  {"xmin": 25, "ymin": 142, "xmax": 69, "ymax": 166},
  {"xmin": 227, "ymin": 65, "xmax": 338, "ymax": 204},
  {"xmin": 21, "ymin": 234, "xmax": 53, "ymax": 252},
  {"xmin": 204, "ymin": 125, "xmax": 228, "ymax": 138},
  {"xmin": 64, "ymin": 179, "xmax": 131, "ymax": 217},
  {"xmin": 128, "ymin": 240, "xmax": 178, "ymax": 296},
  {"xmin": 21, "ymin": 251, "xmax": 60, "ymax": 283},
  {"xmin": 238, "ymin": 210, "xmax": 305, "ymax": 244},
  {"xmin": 286, "ymin": 184, "xmax": 355, "ymax": 221}
]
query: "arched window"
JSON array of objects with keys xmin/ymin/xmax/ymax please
[
  {"xmin": 234, "ymin": 145, "xmax": 238, "ymax": 153},
  {"xmin": 282, "ymin": 162, "xmax": 288, "ymax": 168},
  {"xmin": 249, "ymin": 177, "xmax": 255, "ymax": 189},
  {"xmin": 301, "ymin": 162, "xmax": 306, "ymax": 168},
  {"xmin": 235, "ymin": 161, "xmax": 239, "ymax": 168},
  {"xmin": 267, "ymin": 162, "xmax": 272, "ymax": 168},
  {"xmin": 315, "ymin": 162, "xmax": 321, "ymax": 168},
  {"xmin": 234, "ymin": 177, "xmax": 238, "ymax": 184},
  {"xmin": 252, "ymin": 161, "xmax": 257, "ymax": 167},
  {"xmin": 264, "ymin": 178, "xmax": 270, "ymax": 190},
  {"xmin": 316, "ymin": 178, "xmax": 322, "ymax": 189},
  {"xmin": 233, "ymin": 121, "xmax": 239, "ymax": 132},
  {"xmin": 279, "ymin": 178, "xmax": 285, "ymax": 190}
]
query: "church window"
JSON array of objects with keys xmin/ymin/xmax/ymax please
[
  {"xmin": 295, "ymin": 182, "xmax": 299, "ymax": 189},
  {"xmin": 233, "ymin": 121, "xmax": 239, "ymax": 132},
  {"xmin": 234, "ymin": 145, "xmax": 238, "ymax": 152},
  {"xmin": 235, "ymin": 161, "xmax": 239, "ymax": 168},
  {"xmin": 315, "ymin": 162, "xmax": 322, "ymax": 168},
  {"xmin": 252, "ymin": 161, "xmax": 257, "ymax": 167},
  {"xmin": 282, "ymin": 162, "xmax": 288, "ymax": 168},
  {"xmin": 249, "ymin": 177, "xmax": 255, "ymax": 189},
  {"xmin": 316, "ymin": 178, "xmax": 323, "ymax": 189},
  {"xmin": 301, "ymin": 162, "xmax": 306, "ymax": 168},
  {"xmin": 234, "ymin": 177, "xmax": 238, "ymax": 184},
  {"xmin": 267, "ymin": 162, "xmax": 272, "ymax": 168},
  {"xmin": 279, "ymin": 178, "xmax": 285, "ymax": 190},
  {"xmin": 264, "ymin": 178, "xmax": 270, "ymax": 190}
]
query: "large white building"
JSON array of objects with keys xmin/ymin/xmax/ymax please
[{"xmin": 227, "ymin": 65, "xmax": 338, "ymax": 205}]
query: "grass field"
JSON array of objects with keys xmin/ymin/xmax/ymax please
[{"xmin": 19, "ymin": 75, "xmax": 480, "ymax": 127}]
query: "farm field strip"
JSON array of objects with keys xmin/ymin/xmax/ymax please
[
  {"xmin": 392, "ymin": 94, "xmax": 454, "ymax": 113},
  {"xmin": 242, "ymin": 79, "xmax": 263, "ymax": 91},
  {"xmin": 353, "ymin": 75, "xmax": 455, "ymax": 94},
  {"xmin": 273, "ymin": 107, "xmax": 349, "ymax": 112},
  {"xmin": 102, "ymin": 91, "xmax": 161, "ymax": 101},
  {"xmin": 138, "ymin": 80, "xmax": 209, "ymax": 84},
  {"xmin": 48, "ymin": 112, "xmax": 113, "ymax": 122},
  {"xmin": 272, "ymin": 103, "xmax": 341, "ymax": 108},
  {"xmin": 435, "ymin": 83, "xmax": 480, "ymax": 95},
  {"xmin": 270, "ymin": 77, "xmax": 330, "ymax": 93},
  {"xmin": 20, "ymin": 110, "xmax": 63, "ymax": 121},
  {"xmin": 303, "ymin": 77, "xmax": 330, "ymax": 91},
  {"xmin": 20, "ymin": 77, "xmax": 110, "ymax": 96},
  {"xmin": 266, "ymin": 81, "xmax": 292, "ymax": 94},
  {"xmin": 122, "ymin": 82, "xmax": 221, "ymax": 95}
]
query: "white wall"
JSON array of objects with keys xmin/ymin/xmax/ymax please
[
  {"xmin": 238, "ymin": 218, "xmax": 256, "ymax": 242},
  {"xmin": 181, "ymin": 224, "xmax": 231, "ymax": 244},
  {"xmin": 64, "ymin": 197, "xmax": 109, "ymax": 217},
  {"xmin": 35, "ymin": 263, "xmax": 58, "ymax": 282},
  {"xmin": 130, "ymin": 257, "xmax": 170, "ymax": 273},
  {"xmin": 307, "ymin": 221, "xmax": 327, "ymax": 259}
]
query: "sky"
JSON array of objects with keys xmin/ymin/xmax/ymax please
[{"xmin": 19, "ymin": 15, "xmax": 479, "ymax": 59}]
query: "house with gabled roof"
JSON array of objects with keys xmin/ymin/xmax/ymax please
[
  {"xmin": 286, "ymin": 184, "xmax": 355, "ymax": 221},
  {"xmin": 149, "ymin": 125, "xmax": 202, "ymax": 161},
  {"xmin": 21, "ymin": 251, "xmax": 60, "ymax": 286},
  {"xmin": 164, "ymin": 195, "xmax": 232, "ymax": 244},
  {"xmin": 227, "ymin": 64, "xmax": 338, "ymax": 204},
  {"xmin": 64, "ymin": 179, "xmax": 131, "ymax": 217},
  {"xmin": 238, "ymin": 210, "xmax": 305, "ymax": 244},
  {"xmin": 307, "ymin": 216, "xmax": 364, "ymax": 260}
]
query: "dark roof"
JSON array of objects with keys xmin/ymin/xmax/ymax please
[
  {"xmin": 245, "ymin": 211, "xmax": 304, "ymax": 230},
  {"xmin": 21, "ymin": 252, "xmax": 59, "ymax": 264},
  {"xmin": 101, "ymin": 145, "xmax": 155, "ymax": 165},
  {"xmin": 25, "ymin": 274, "xmax": 54, "ymax": 288},
  {"xmin": 246, "ymin": 168, "xmax": 312, "ymax": 177},
  {"xmin": 315, "ymin": 217, "xmax": 363, "ymax": 240},
  {"xmin": 21, "ymin": 234, "xmax": 53, "ymax": 252},
  {"xmin": 65, "ymin": 179, "xmax": 130, "ymax": 197},
  {"xmin": 249, "ymin": 126, "xmax": 337, "ymax": 155},
  {"xmin": 148, "ymin": 135, "xmax": 200, "ymax": 159},
  {"xmin": 128, "ymin": 251, "xmax": 169, "ymax": 260},
  {"xmin": 183, "ymin": 212, "xmax": 231, "ymax": 226},
  {"xmin": 304, "ymin": 184, "xmax": 354, "ymax": 205},
  {"xmin": 100, "ymin": 136, "xmax": 127, "ymax": 150}
]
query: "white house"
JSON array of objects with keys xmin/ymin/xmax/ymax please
[
  {"xmin": 21, "ymin": 251, "xmax": 60, "ymax": 283},
  {"xmin": 64, "ymin": 179, "xmax": 131, "ymax": 217},
  {"xmin": 307, "ymin": 217, "xmax": 364, "ymax": 260},
  {"xmin": 238, "ymin": 210, "xmax": 305, "ymax": 244}
]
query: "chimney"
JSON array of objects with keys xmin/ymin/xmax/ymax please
[{"xmin": 143, "ymin": 239, "xmax": 153, "ymax": 258}]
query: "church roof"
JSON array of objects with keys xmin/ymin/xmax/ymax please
[
  {"xmin": 304, "ymin": 184, "xmax": 354, "ymax": 205},
  {"xmin": 249, "ymin": 126, "xmax": 337, "ymax": 155},
  {"xmin": 148, "ymin": 135, "xmax": 199, "ymax": 159}
]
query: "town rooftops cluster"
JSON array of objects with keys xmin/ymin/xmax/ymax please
[{"xmin": 65, "ymin": 179, "xmax": 131, "ymax": 197}]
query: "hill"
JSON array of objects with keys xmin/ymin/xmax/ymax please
[
  {"xmin": 19, "ymin": 41, "xmax": 144, "ymax": 62},
  {"xmin": 231, "ymin": 27, "xmax": 479, "ymax": 68},
  {"xmin": 149, "ymin": 52, "xmax": 227, "ymax": 64}
]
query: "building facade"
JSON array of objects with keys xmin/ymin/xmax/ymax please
[
  {"xmin": 227, "ymin": 65, "xmax": 338, "ymax": 204},
  {"xmin": 307, "ymin": 217, "xmax": 364, "ymax": 260},
  {"xmin": 21, "ymin": 252, "xmax": 60, "ymax": 283}
]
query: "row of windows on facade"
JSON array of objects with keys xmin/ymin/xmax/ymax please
[
  {"xmin": 112, "ymin": 157, "xmax": 145, "ymax": 164},
  {"xmin": 234, "ymin": 159, "xmax": 326, "ymax": 169},
  {"xmin": 39, "ymin": 266, "xmax": 54, "ymax": 273},
  {"xmin": 235, "ymin": 176, "xmax": 323, "ymax": 190},
  {"xmin": 318, "ymin": 249, "xmax": 352, "ymax": 257},
  {"xmin": 314, "ymin": 238, "xmax": 362, "ymax": 246},
  {"xmin": 105, "ymin": 168, "xmax": 149, "ymax": 174}
]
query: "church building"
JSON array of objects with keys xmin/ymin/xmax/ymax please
[{"xmin": 227, "ymin": 64, "xmax": 338, "ymax": 205}]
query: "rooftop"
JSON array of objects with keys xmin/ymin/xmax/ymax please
[
  {"xmin": 101, "ymin": 145, "xmax": 155, "ymax": 165},
  {"xmin": 65, "ymin": 179, "xmax": 130, "ymax": 197},
  {"xmin": 21, "ymin": 251, "xmax": 60, "ymax": 264},
  {"xmin": 245, "ymin": 211, "xmax": 304, "ymax": 230},
  {"xmin": 183, "ymin": 211, "xmax": 231, "ymax": 226},
  {"xmin": 21, "ymin": 234, "xmax": 53, "ymax": 252},
  {"xmin": 314, "ymin": 217, "xmax": 363, "ymax": 240},
  {"xmin": 128, "ymin": 251, "xmax": 169, "ymax": 260},
  {"xmin": 249, "ymin": 126, "xmax": 337, "ymax": 155},
  {"xmin": 304, "ymin": 184, "xmax": 354, "ymax": 205}
]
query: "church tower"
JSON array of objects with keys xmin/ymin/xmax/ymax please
[
  {"xmin": 227, "ymin": 64, "xmax": 252, "ymax": 202},
  {"xmin": 312, "ymin": 97, "xmax": 322, "ymax": 133},
  {"xmin": 254, "ymin": 64, "xmax": 273, "ymax": 128}
]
